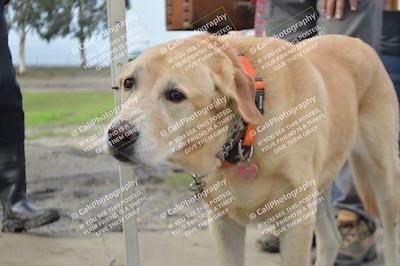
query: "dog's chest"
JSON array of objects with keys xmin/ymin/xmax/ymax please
[{"xmin": 205, "ymin": 183, "xmax": 281, "ymax": 225}]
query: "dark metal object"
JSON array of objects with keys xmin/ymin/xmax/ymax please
[
  {"xmin": 189, "ymin": 174, "xmax": 206, "ymax": 194},
  {"xmin": 166, "ymin": 0, "xmax": 256, "ymax": 32}
]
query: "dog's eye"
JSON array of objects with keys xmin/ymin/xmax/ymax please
[
  {"xmin": 123, "ymin": 78, "xmax": 136, "ymax": 90},
  {"xmin": 165, "ymin": 89, "xmax": 186, "ymax": 103}
]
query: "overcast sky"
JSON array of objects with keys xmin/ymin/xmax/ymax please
[{"xmin": 7, "ymin": 0, "xmax": 191, "ymax": 66}]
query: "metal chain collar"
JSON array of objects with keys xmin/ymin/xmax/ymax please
[
  {"xmin": 216, "ymin": 117, "xmax": 244, "ymax": 162},
  {"xmin": 189, "ymin": 117, "xmax": 250, "ymax": 194}
]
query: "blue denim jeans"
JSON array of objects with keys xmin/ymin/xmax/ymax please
[{"xmin": 332, "ymin": 163, "xmax": 376, "ymax": 232}]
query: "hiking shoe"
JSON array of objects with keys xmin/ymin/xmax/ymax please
[{"xmin": 335, "ymin": 210, "xmax": 377, "ymax": 266}]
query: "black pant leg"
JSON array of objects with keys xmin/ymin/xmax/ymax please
[{"xmin": 0, "ymin": 0, "xmax": 25, "ymax": 145}]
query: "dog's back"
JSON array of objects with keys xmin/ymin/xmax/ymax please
[{"xmin": 229, "ymin": 34, "xmax": 400, "ymax": 265}]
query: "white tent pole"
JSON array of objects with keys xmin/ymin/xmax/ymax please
[{"xmin": 106, "ymin": 1, "xmax": 140, "ymax": 266}]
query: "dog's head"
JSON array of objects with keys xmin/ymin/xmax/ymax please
[{"xmin": 106, "ymin": 34, "xmax": 262, "ymax": 175}]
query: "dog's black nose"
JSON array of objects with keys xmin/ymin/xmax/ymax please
[{"xmin": 107, "ymin": 121, "xmax": 139, "ymax": 154}]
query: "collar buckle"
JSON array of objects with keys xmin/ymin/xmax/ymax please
[
  {"xmin": 238, "ymin": 139, "xmax": 254, "ymax": 161},
  {"xmin": 189, "ymin": 174, "xmax": 206, "ymax": 194}
]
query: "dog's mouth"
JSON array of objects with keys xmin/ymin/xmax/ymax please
[
  {"xmin": 113, "ymin": 151, "xmax": 132, "ymax": 163},
  {"xmin": 109, "ymin": 144, "xmax": 136, "ymax": 164}
]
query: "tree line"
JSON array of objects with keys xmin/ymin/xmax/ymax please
[{"xmin": 6, "ymin": 0, "xmax": 130, "ymax": 74}]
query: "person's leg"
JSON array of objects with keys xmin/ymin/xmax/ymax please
[
  {"xmin": 333, "ymin": 163, "xmax": 378, "ymax": 265},
  {"xmin": 317, "ymin": 0, "xmax": 383, "ymax": 51},
  {"xmin": 380, "ymin": 10, "xmax": 400, "ymax": 99},
  {"xmin": 264, "ymin": 0, "xmax": 318, "ymax": 42},
  {"xmin": 257, "ymin": 1, "xmax": 382, "ymax": 260},
  {"xmin": 333, "ymin": 163, "xmax": 375, "ymax": 227},
  {"xmin": 316, "ymin": 1, "xmax": 383, "ymax": 264},
  {"xmin": 0, "ymin": 0, "xmax": 59, "ymax": 232},
  {"xmin": 381, "ymin": 10, "xmax": 400, "ymax": 149},
  {"xmin": 0, "ymin": 1, "xmax": 24, "ymax": 144},
  {"xmin": 256, "ymin": 0, "xmax": 319, "ymax": 252}
]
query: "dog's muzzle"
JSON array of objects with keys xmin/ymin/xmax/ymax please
[{"xmin": 107, "ymin": 120, "xmax": 139, "ymax": 162}]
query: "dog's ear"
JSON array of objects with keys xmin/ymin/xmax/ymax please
[
  {"xmin": 232, "ymin": 66, "xmax": 263, "ymax": 124},
  {"xmin": 211, "ymin": 57, "xmax": 263, "ymax": 124}
]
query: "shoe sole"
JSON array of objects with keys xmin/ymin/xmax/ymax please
[
  {"xmin": 334, "ymin": 245, "xmax": 378, "ymax": 266},
  {"xmin": 2, "ymin": 212, "xmax": 60, "ymax": 232}
]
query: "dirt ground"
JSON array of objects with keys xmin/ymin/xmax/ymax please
[
  {"xmin": 0, "ymin": 128, "xmax": 388, "ymax": 266},
  {"xmin": 0, "ymin": 227, "xmax": 385, "ymax": 266},
  {"xmin": 7, "ymin": 136, "xmax": 200, "ymax": 236},
  {"xmin": 18, "ymin": 67, "xmax": 110, "ymax": 92}
]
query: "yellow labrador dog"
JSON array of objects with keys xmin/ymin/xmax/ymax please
[{"xmin": 106, "ymin": 34, "xmax": 400, "ymax": 266}]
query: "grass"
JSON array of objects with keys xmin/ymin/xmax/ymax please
[
  {"xmin": 165, "ymin": 173, "xmax": 193, "ymax": 185},
  {"xmin": 23, "ymin": 89, "xmax": 193, "ymax": 185},
  {"xmin": 23, "ymin": 91, "xmax": 115, "ymax": 128}
]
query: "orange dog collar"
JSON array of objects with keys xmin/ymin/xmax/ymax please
[{"xmin": 219, "ymin": 54, "xmax": 265, "ymax": 168}]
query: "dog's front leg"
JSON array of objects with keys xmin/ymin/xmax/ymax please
[
  {"xmin": 280, "ymin": 218, "xmax": 315, "ymax": 266},
  {"xmin": 210, "ymin": 217, "xmax": 246, "ymax": 266}
]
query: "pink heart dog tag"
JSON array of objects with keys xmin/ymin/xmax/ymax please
[{"xmin": 236, "ymin": 164, "xmax": 258, "ymax": 181}]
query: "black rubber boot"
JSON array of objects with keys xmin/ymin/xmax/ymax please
[{"xmin": 0, "ymin": 143, "xmax": 59, "ymax": 232}]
